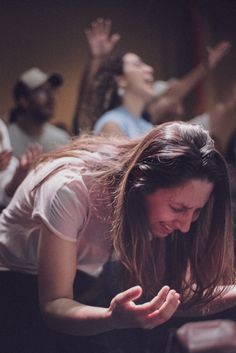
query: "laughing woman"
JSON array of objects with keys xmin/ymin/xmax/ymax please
[{"xmin": 92, "ymin": 52, "xmax": 155, "ymax": 138}]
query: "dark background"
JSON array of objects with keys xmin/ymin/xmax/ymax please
[{"xmin": 1, "ymin": 0, "xmax": 236, "ymax": 129}]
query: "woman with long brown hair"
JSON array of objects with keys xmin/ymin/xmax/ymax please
[{"xmin": 0, "ymin": 121, "xmax": 235, "ymax": 352}]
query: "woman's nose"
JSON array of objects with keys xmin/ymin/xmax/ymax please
[
  {"xmin": 175, "ymin": 213, "xmax": 194, "ymax": 233},
  {"xmin": 145, "ymin": 63, "xmax": 154, "ymax": 74}
]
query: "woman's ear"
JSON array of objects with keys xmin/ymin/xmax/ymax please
[
  {"xmin": 115, "ymin": 75, "xmax": 127, "ymax": 97},
  {"xmin": 115, "ymin": 75, "xmax": 127, "ymax": 90}
]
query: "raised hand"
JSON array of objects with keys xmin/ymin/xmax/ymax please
[
  {"xmin": 0, "ymin": 150, "xmax": 12, "ymax": 171},
  {"xmin": 207, "ymin": 41, "xmax": 231, "ymax": 69},
  {"xmin": 108, "ymin": 285, "xmax": 180, "ymax": 330},
  {"xmin": 85, "ymin": 17, "xmax": 120, "ymax": 59}
]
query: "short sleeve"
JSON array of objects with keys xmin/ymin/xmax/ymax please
[
  {"xmin": 93, "ymin": 112, "xmax": 125, "ymax": 134},
  {"xmin": 32, "ymin": 173, "xmax": 90, "ymax": 242},
  {"xmin": 0, "ymin": 119, "xmax": 12, "ymax": 151},
  {"xmin": 0, "ymin": 120, "xmax": 19, "ymax": 204}
]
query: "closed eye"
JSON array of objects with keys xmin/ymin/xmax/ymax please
[
  {"xmin": 170, "ymin": 206, "xmax": 202, "ymax": 219},
  {"xmin": 170, "ymin": 206, "xmax": 185, "ymax": 213},
  {"xmin": 192, "ymin": 209, "xmax": 201, "ymax": 221}
]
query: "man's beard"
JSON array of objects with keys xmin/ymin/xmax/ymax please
[{"xmin": 32, "ymin": 111, "xmax": 52, "ymax": 124}]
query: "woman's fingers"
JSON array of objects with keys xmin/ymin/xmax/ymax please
[
  {"xmin": 0, "ymin": 150, "xmax": 12, "ymax": 170},
  {"xmin": 19, "ymin": 143, "xmax": 42, "ymax": 169},
  {"xmin": 146, "ymin": 290, "xmax": 180, "ymax": 328},
  {"xmin": 109, "ymin": 285, "xmax": 180, "ymax": 330},
  {"xmin": 131, "ymin": 285, "xmax": 170, "ymax": 314},
  {"xmin": 111, "ymin": 285, "xmax": 143, "ymax": 307},
  {"xmin": 133, "ymin": 288, "xmax": 180, "ymax": 329}
]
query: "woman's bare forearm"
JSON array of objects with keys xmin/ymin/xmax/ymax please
[
  {"xmin": 43, "ymin": 298, "xmax": 113, "ymax": 336},
  {"xmin": 42, "ymin": 285, "xmax": 181, "ymax": 336}
]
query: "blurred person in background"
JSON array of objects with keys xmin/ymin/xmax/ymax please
[
  {"xmin": 73, "ymin": 18, "xmax": 155, "ymax": 138},
  {"xmin": 92, "ymin": 51, "xmax": 155, "ymax": 137},
  {"xmin": 72, "ymin": 18, "xmax": 230, "ymax": 135},
  {"xmin": 145, "ymin": 41, "xmax": 231, "ymax": 125},
  {"xmin": 0, "ymin": 117, "xmax": 41, "ymax": 211},
  {"xmin": 8, "ymin": 67, "xmax": 70, "ymax": 158}
]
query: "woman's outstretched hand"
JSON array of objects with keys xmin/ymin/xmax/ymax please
[
  {"xmin": 206, "ymin": 41, "xmax": 231, "ymax": 69},
  {"xmin": 108, "ymin": 285, "xmax": 180, "ymax": 330},
  {"xmin": 85, "ymin": 18, "xmax": 120, "ymax": 59}
]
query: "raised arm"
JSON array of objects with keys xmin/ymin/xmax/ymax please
[
  {"xmin": 147, "ymin": 41, "xmax": 231, "ymax": 125},
  {"xmin": 166, "ymin": 41, "xmax": 231, "ymax": 100},
  {"xmin": 84, "ymin": 18, "xmax": 120, "ymax": 75},
  {"xmin": 38, "ymin": 224, "xmax": 180, "ymax": 336},
  {"xmin": 72, "ymin": 18, "xmax": 120, "ymax": 135}
]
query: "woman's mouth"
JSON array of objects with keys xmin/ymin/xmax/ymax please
[{"xmin": 160, "ymin": 222, "xmax": 174, "ymax": 234}]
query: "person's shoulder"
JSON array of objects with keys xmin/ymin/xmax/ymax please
[
  {"xmin": 190, "ymin": 112, "xmax": 210, "ymax": 130},
  {"xmin": 7, "ymin": 123, "xmax": 28, "ymax": 140},
  {"xmin": 34, "ymin": 157, "xmax": 88, "ymax": 191},
  {"xmin": 0, "ymin": 118, "xmax": 9, "ymax": 135},
  {"xmin": 93, "ymin": 107, "xmax": 126, "ymax": 132},
  {"xmin": 7, "ymin": 122, "xmax": 21, "ymax": 132},
  {"xmin": 8, "ymin": 123, "xmax": 29, "ymax": 141},
  {"xmin": 139, "ymin": 117, "xmax": 154, "ymax": 129},
  {"xmin": 100, "ymin": 107, "xmax": 126, "ymax": 120},
  {"xmin": 43, "ymin": 123, "xmax": 71, "ymax": 140},
  {"xmin": 0, "ymin": 118, "xmax": 6, "ymax": 128}
]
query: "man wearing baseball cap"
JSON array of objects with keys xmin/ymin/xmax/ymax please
[{"xmin": 8, "ymin": 67, "xmax": 70, "ymax": 158}]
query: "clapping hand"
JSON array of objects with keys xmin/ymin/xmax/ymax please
[
  {"xmin": 18, "ymin": 143, "xmax": 42, "ymax": 171},
  {"xmin": 0, "ymin": 150, "xmax": 12, "ymax": 171}
]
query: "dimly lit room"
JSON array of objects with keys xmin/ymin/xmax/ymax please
[{"xmin": 1, "ymin": 1, "xmax": 236, "ymax": 352}]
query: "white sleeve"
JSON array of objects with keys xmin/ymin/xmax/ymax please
[
  {"xmin": 0, "ymin": 119, "xmax": 12, "ymax": 151},
  {"xmin": 32, "ymin": 175, "xmax": 90, "ymax": 242},
  {"xmin": 0, "ymin": 157, "xmax": 18, "ymax": 188},
  {"xmin": 0, "ymin": 120, "xmax": 19, "ymax": 206}
]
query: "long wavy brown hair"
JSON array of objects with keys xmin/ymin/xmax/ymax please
[{"xmin": 34, "ymin": 121, "xmax": 235, "ymax": 309}]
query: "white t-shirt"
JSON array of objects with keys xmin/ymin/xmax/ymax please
[
  {"xmin": 190, "ymin": 112, "xmax": 210, "ymax": 130},
  {"xmin": 8, "ymin": 122, "xmax": 71, "ymax": 158},
  {"xmin": 0, "ymin": 154, "xmax": 112, "ymax": 277},
  {"xmin": 0, "ymin": 119, "xmax": 18, "ymax": 206}
]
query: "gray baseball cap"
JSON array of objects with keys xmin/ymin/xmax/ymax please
[{"xmin": 13, "ymin": 67, "xmax": 63, "ymax": 99}]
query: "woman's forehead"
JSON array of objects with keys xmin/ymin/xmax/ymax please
[
  {"xmin": 148, "ymin": 180, "xmax": 214, "ymax": 208},
  {"xmin": 123, "ymin": 52, "xmax": 141, "ymax": 63}
]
